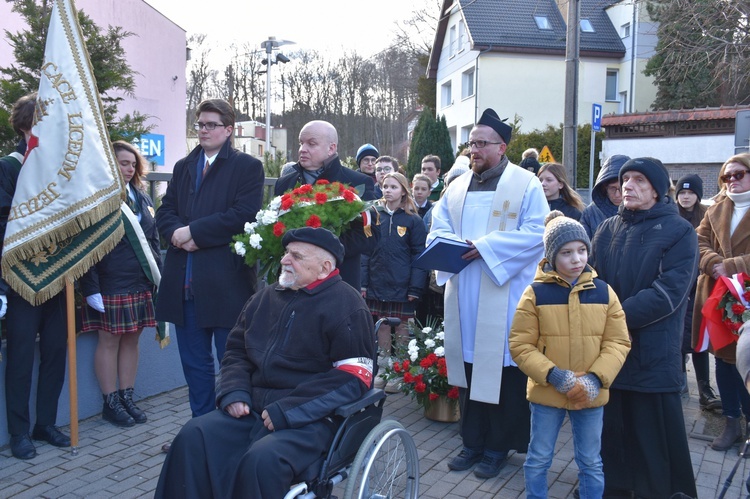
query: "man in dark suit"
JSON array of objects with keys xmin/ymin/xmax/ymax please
[
  {"xmin": 274, "ymin": 120, "xmax": 377, "ymax": 290},
  {"xmin": 156, "ymin": 99, "xmax": 265, "ymax": 427}
]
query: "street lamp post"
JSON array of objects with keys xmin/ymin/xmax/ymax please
[{"xmin": 260, "ymin": 36, "xmax": 294, "ymax": 156}]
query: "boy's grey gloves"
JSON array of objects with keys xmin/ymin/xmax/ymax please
[
  {"xmin": 547, "ymin": 367, "xmax": 577, "ymax": 394},
  {"xmin": 578, "ymin": 373, "xmax": 601, "ymax": 401}
]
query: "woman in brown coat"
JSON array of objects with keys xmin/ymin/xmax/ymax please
[{"xmin": 693, "ymin": 153, "xmax": 750, "ymax": 451}]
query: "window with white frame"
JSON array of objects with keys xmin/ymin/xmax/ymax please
[
  {"xmin": 441, "ymin": 81, "xmax": 453, "ymax": 108},
  {"xmin": 606, "ymin": 70, "xmax": 619, "ymax": 101},
  {"xmin": 621, "ymin": 23, "xmax": 631, "ymax": 38},
  {"xmin": 449, "ymin": 25, "xmax": 457, "ymax": 56},
  {"xmin": 580, "ymin": 19, "xmax": 595, "ymax": 33},
  {"xmin": 461, "ymin": 68, "xmax": 475, "ymax": 99}
]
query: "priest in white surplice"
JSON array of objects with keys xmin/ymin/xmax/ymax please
[{"xmin": 428, "ymin": 108, "xmax": 548, "ymax": 479}]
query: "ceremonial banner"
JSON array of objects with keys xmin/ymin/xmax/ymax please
[{"xmin": 2, "ymin": 0, "xmax": 125, "ymax": 304}]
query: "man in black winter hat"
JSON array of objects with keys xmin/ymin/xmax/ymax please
[
  {"xmin": 156, "ymin": 227, "xmax": 375, "ymax": 498},
  {"xmin": 590, "ymin": 157, "xmax": 698, "ymax": 498}
]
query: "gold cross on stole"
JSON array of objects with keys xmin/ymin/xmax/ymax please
[{"xmin": 493, "ymin": 200, "xmax": 518, "ymax": 231}]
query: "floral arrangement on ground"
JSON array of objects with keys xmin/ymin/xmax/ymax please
[
  {"xmin": 232, "ymin": 180, "xmax": 366, "ymax": 281},
  {"xmin": 383, "ymin": 318, "xmax": 459, "ymax": 409}
]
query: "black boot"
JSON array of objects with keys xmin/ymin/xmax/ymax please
[
  {"xmin": 698, "ymin": 380, "xmax": 722, "ymax": 411},
  {"xmin": 118, "ymin": 387, "xmax": 147, "ymax": 424},
  {"xmin": 103, "ymin": 392, "xmax": 135, "ymax": 427}
]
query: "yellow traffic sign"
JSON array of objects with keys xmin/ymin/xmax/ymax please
[{"xmin": 538, "ymin": 146, "xmax": 556, "ymax": 163}]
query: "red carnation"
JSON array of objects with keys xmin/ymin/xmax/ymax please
[
  {"xmin": 315, "ymin": 192, "xmax": 328, "ymax": 205},
  {"xmin": 393, "ymin": 362, "xmax": 402, "ymax": 373},
  {"xmin": 273, "ymin": 222, "xmax": 286, "ymax": 237},
  {"xmin": 316, "ymin": 179, "xmax": 330, "ymax": 185},
  {"xmin": 429, "ymin": 393, "xmax": 439, "ymax": 401},
  {"xmin": 403, "ymin": 372, "xmax": 414, "ymax": 383},
  {"xmin": 744, "ymin": 291, "xmax": 750, "ymax": 302},
  {"xmin": 338, "ymin": 183, "xmax": 347, "ymax": 193},
  {"xmin": 733, "ymin": 303, "xmax": 747, "ymax": 316},
  {"xmin": 281, "ymin": 195, "xmax": 294, "ymax": 210},
  {"xmin": 342, "ymin": 189, "xmax": 355, "ymax": 202},
  {"xmin": 420, "ymin": 353, "xmax": 438, "ymax": 369},
  {"xmin": 447, "ymin": 387, "xmax": 460, "ymax": 399},
  {"xmin": 414, "ymin": 381, "xmax": 427, "ymax": 393},
  {"xmin": 402, "ymin": 360, "xmax": 410, "ymax": 370},
  {"xmin": 298, "ymin": 184, "xmax": 313, "ymax": 194},
  {"xmin": 305, "ymin": 215, "xmax": 322, "ymax": 228},
  {"xmin": 438, "ymin": 365, "xmax": 448, "ymax": 377}
]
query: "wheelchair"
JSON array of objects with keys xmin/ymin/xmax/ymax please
[{"xmin": 284, "ymin": 317, "xmax": 420, "ymax": 499}]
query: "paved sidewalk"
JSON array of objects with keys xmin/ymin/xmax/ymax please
[{"xmin": 0, "ymin": 370, "xmax": 745, "ymax": 498}]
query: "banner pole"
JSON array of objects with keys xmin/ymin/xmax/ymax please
[{"xmin": 66, "ymin": 279, "xmax": 79, "ymax": 455}]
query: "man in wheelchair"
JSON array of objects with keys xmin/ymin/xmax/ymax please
[{"xmin": 155, "ymin": 227, "xmax": 376, "ymax": 498}]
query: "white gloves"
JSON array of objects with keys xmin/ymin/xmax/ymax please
[
  {"xmin": 0, "ymin": 294, "xmax": 6, "ymax": 318},
  {"xmin": 86, "ymin": 293, "xmax": 105, "ymax": 313}
]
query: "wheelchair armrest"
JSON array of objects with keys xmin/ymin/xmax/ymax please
[{"xmin": 335, "ymin": 388, "xmax": 386, "ymax": 417}]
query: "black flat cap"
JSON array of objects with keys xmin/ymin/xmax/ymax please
[
  {"xmin": 281, "ymin": 227, "xmax": 345, "ymax": 266},
  {"xmin": 477, "ymin": 108, "xmax": 512, "ymax": 144}
]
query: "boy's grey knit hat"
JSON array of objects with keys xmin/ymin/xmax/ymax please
[{"xmin": 543, "ymin": 211, "xmax": 591, "ymax": 268}]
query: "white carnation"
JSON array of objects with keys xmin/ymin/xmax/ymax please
[
  {"xmin": 436, "ymin": 331, "xmax": 445, "ymax": 341},
  {"xmin": 424, "ymin": 339, "xmax": 436, "ymax": 349},
  {"xmin": 268, "ymin": 196, "xmax": 282, "ymax": 211},
  {"xmin": 408, "ymin": 339, "xmax": 417, "ymax": 349},
  {"xmin": 260, "ymin": 210, "xmax": 278, "ymax": 225},
  {"xmin": 422, "ymin": 327, "xmax": 432, "ymax": 334},
  {"xmin": 434, "ymin": 346, "xmax": 445, "ymax": 357},
  {"xmin": 234, "ymin": 241, "xmax": 246, "ymax": 256},
  {"xmin": 410, "ymin": 352, "xmax": 419, "ymax": 362},
  {"xmin": 244, "ymin": 222, "xmax": 256, "ymax": 234},
  {"xmin": 248, "ymin": 233, "xmax": 263, "ymax": 249}
]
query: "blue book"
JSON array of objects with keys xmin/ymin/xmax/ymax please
[{"xmin": 413, "ymin": 237, "xmax": 472, "ymax": 274}]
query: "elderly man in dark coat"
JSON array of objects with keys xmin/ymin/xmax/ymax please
[
  {"xmin": 590, "ymin": 157, "xmax": 698, "ymax": 498},
  {"xmin": 155, "ymin": 228, "xmax": 375, "ymax": 498},
  {"xmin": 275, "ymin": 120, "xmax": 377, "ymax": 290},
  {"xmin": 156, "ymin": 99, "xmax": 265, "ymax": 422}
]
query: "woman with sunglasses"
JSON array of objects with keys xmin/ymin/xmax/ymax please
[{"xmin": 693, "ymin": 153, "xmax": 750, "ymax": 451}]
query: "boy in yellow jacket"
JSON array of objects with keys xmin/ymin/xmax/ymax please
[{"xmin": 510, "ymin": 211, "xmax": 630, "ymax": 499}]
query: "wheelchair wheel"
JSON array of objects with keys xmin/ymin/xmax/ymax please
[{"xmin": 342, "ymin": 419, "xmax": 419, "ymax": 499}]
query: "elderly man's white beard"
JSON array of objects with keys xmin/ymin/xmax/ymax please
[{"xmin": 278, "ymin": 266, "xmax": 297, "ymax": 288}]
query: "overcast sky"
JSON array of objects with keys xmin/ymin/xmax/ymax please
[{"xmin": 144, "ymin": 0, "xmax": 435, "ymax": 58}]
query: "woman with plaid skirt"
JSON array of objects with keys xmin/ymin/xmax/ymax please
[
  {"xmin": 361, "ymin": 172, "xmax": 427, "ymax": 392},
  {"xmin": 79, "ymin": 141, "xmax": 162, "ymax": 427}
]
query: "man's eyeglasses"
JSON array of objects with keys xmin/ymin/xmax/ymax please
[
  {"xmin": 194, "ymin": 122, "xmax": 226, "ymax": 131},
  {"xmin": 375, "ymin": 166, "xmax": 393, "ymax": 173},
  {"xmin": 360, "ymin": 158, "xmax": 377, "ymax": 166},
  {"xmin": 720, "ymin": 170, "xmax": 750, "ymax": 183},
  {"xmin": 466, "ymin": 140, "xmax": 503, "ymax": 149}
]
